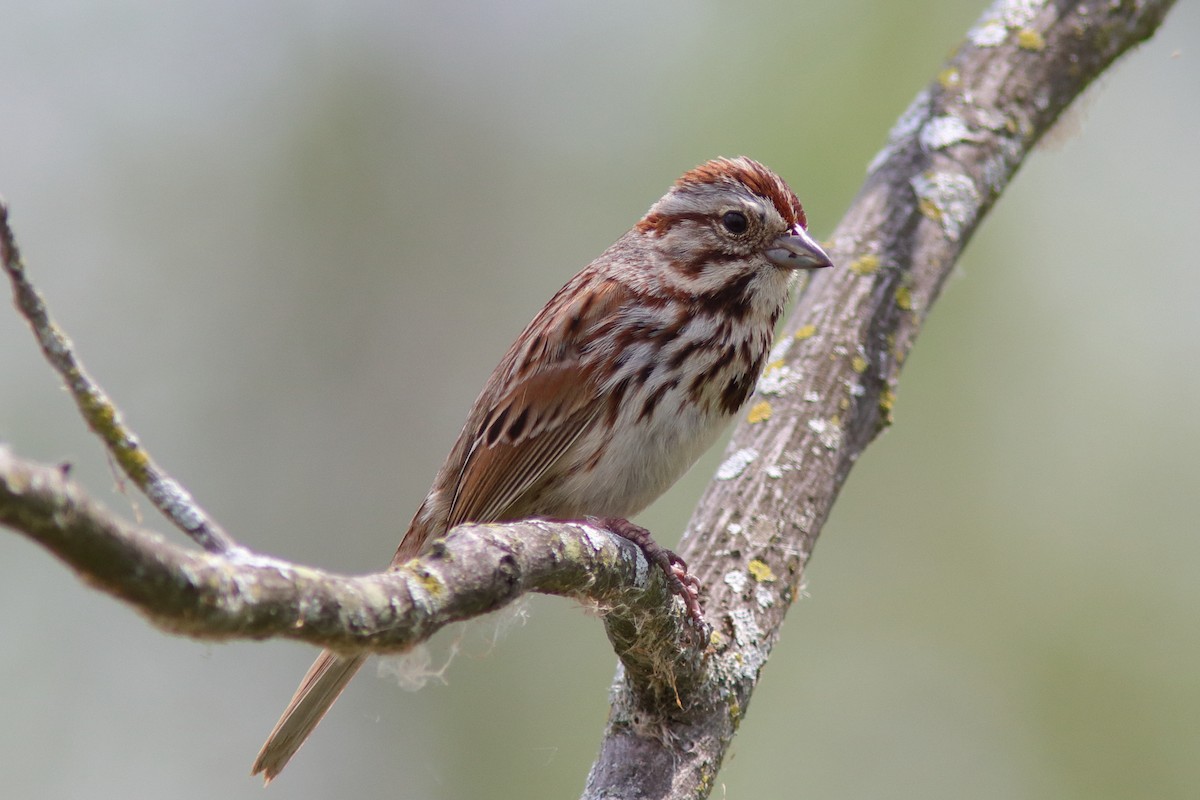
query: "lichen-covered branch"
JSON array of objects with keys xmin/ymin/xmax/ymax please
[
  {"xmin": 0, "ymin": 202, "xmax": 237, "ymax": 554},
  {"xmin": 0, "ymin": 447, "xmax": 693, "ymax": 660},
  {"xmin": 584, "ymin": 1, "xmax": 1178, "ymax": 798}
]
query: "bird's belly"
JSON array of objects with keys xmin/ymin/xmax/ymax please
[{"xmin": 536, "ymin": 388, "xmax": 732, "ymax": 520}]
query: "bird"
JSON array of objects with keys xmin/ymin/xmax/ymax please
[{"xmin": 252, "ymin": 156, "xmax": 831, "ymax": 782}]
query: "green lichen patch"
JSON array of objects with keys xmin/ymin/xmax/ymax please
[
  {"xmin": 849, "ymin": 254, "xmax": 880, "ymax": 276},
  {"xmin": 747, "ymin": 559, "xmax": 776, "ymax": 583},
  {"xmin": 1017, "ymin": 27, "xmax": 1046, "ymax": 51}
]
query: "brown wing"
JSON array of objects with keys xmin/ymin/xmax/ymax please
[
  {"xmin": 442, "ymin": 276, "xmax": 629, "ymax": 528},
  {"xmin": 446, "ymin": 365, "xmax": 599, "ymax": 525}
]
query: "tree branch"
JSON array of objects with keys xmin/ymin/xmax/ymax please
[
  {"xmin": 585, "ymin": 1, "xmax": 1177, "ymax": 797},
  {"xmin": 0, "ymin": 446, "xmax": 697, "ymax": 664}
]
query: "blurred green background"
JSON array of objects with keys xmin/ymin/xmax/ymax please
[{"xmin": 2, "ymin": 2, "xmax": 1197, "ymax": 798}]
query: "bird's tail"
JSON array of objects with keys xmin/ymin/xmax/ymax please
[
  {"xmin": 251, "ymin": 650, "xmax": 367, "ymax": 785},
  {"xmin": 252, "ymin": 512, "xmax": 436, "ymax": 783}
]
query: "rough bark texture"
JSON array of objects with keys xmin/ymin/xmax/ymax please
[
  {"xmin": 0, "ymin": 0, "xmax": 1178, "ymax": 797},
  {"xmin": 0, "ymin": 446, "xmax": 692, "ymax": 654},
  {"xmin": 584, "ymin": 1, "xmax": 1177, "ymax": 797}
]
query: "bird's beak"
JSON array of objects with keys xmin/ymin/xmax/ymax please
[{"xmin": 764, "ymin": 224, "xmax": 833, "ymax": 271}]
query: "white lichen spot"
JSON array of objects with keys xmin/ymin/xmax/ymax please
[
  {"xmin": 764, "ymin": 465, "xmax": 783, "ymax": 480},
  {"xmin": 911, "ymin": 171, "xmax": 980, "ymax": 242},
  {"xmin": 998, "ymin": 0, "xmax": 1043, "ymax": 27},
  {"xmin": 755, "ymin": 584, "xmax": 775, "ymax": 610},
  {"xmin": 580, "ymin": 524, "xmax": 612, "ymax": 554},
  {"xmin": 969, "ymin": 19, "xmax": 1008, "ymax": 46},
  {"xmin": 574, "ymin": 522, "xmax": 646, "ymax": 584},
  {"xmin": 716, "ymin": 448, "xmax": 758, "ymax": 480},
  {"xmin": 724, "ymin": 570, "xmax": 749, "ymax": 594},
  {"xmin": 804, "ymin": 390, "xmax": 821, "ymax": 403},
  {"xmin": 729, "ymin": 608, "xmax": 764, "ymax": 647},
  {"xmin": 970, "ymin": 0, "xmax": 1045, "ymax": 46},
  {"xmin": 757, "ymin": 364, "xmax": 801, "ymax": 397},
  {"xmin": 726, "ymin": 522, "xmax": 744, "ymax": 537},
  {"xmin": 628, "ymin": 543, "xmax": 649, "ymax": 585},
  {"xmin": 920, "ymin": 116, "xmax": 976, "ymax": 151},
  {"xmin": 767, "ymin": 336, "xmax": 793, "ymax": 363},
  {"xmin": 808, "ymin": 417, "xmax": 843, "ymax": 451}
]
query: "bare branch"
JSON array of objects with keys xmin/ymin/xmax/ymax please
[
  {"xmin": 585, "ymin": 1, "xmax": 1178, "ymax": 797},
  {"xmin": 0, "ymin": 201, "xmax": 237, "ymax": 554}
]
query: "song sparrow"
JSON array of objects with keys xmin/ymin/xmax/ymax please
[{"xmin": 252, "ymin": 156, "xmax": 832, "ymax": 782}]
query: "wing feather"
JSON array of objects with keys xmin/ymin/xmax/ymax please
[
  {"xmin": 442, "ymin": 277, "xmax": 629, "ymax": 528},
  {"xmin": 447, "ymin": 367, "xmax": 599, "ymax": 525}
]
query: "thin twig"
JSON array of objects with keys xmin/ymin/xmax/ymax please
[{"xmin": 0, "ymin": 201, "xmax": 238, "ymax": 554}]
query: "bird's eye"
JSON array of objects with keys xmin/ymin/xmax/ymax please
[{"xmin": 721, "ymin": 210, "xmax": 749, "ymax": 235}]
